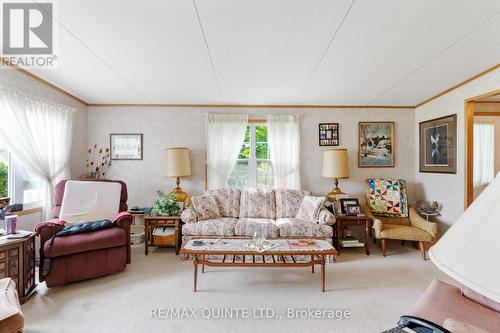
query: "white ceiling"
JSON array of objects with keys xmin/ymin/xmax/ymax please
[{"xmin": 18, "ymin": 0, "xmax": 500, "ymax": 105}]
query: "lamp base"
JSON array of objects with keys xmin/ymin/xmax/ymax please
[
  {"xmin": 172, "ymin": 186, "xmax": 188, "ymax": 203},
  {"xmin": 171, "ymin": 177, "xmax": 188, "ymax": 202},
  {"xmin": 326, "ymin": 178, "xmax": 344, "ymax": 202}
]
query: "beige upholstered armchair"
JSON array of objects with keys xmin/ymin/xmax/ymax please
[{"xmin": 364, "ymin": 178, "xmax": 439, "ymax": 260}]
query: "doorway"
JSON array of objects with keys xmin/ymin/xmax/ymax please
[{"xmin": 465, "ymin": 90, "xmax": 500, "ymax": 207}]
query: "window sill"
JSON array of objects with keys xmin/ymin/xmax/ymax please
[{"xmin": 12, "ymin": 206, "xmax": 43, "ymax": 217}]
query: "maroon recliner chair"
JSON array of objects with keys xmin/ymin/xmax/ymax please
[{"xmin": 35, "ymin": 179, "xmax": 133, "ymax": 287}]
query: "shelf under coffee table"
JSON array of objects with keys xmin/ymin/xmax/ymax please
[{"xmin": 181, "ymin": 239, "xmax": 338, "ymax": 292}]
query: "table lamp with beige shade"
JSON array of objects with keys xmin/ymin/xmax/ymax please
[
  {"xmin": 322, "ymin": 148, "xmax": 349, "ymax": 202},
  {"xmin": 165, "ymin": 147, "xmax": 192, "ymax": 202}
]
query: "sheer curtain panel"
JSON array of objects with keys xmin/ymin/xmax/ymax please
[
  {"xmin": 0, "ymin": 87, "xmax": 76, "ymax": 218},
  {"xmin": 473, "ymin": 123, "xmax": 494, "ymax": 188},
  {"xmin": 206, "ymin": 114, "xmax": 248, "ymax": 190},
  {"xmin": 267, "ymin": 114, "xmax": 301, "ymax": 190}
]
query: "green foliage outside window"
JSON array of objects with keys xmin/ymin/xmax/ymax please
[
  {"xmin": 0, "ymin": 162, "xmax": 7, "ymax": 197},
  {"xmin": 237, "ymin": 126, "xmax": 270, "ymax": 159}
]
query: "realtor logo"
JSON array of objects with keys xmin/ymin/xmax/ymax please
[{"xmin": 2, "ymin": 2, "xmax": 53, "ymax": 54}]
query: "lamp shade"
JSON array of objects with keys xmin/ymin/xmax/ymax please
[
  {"xmin": 165, "ymin": 147, "xmax": 192, "ymax": 178},
  {"xmin": 429, "ymin": 173, "xmax": 500, "ymax": 303},
  {"xmin": 322, "ymin": 149, "xmax": 349, "ymax": 178}
]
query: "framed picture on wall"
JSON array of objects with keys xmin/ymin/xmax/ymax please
[
  {"xmin": 319, "ymin": 123, "xmax": 339, "ymax": 146},
  {"xmin": 110, "ymin": 133, "xmax": 143, "ymax": 160},
  {"xmin": 358, "ymin": 122, "xmax": 395, "ymax": 168},
  {"xmin": 419, "ymin": 114, "xmax": 456, "ymax": 174}
]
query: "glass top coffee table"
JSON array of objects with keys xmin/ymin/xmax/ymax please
[{"xmin": 181, "ymin": 239, "xmax": 338, "ymax": 292}]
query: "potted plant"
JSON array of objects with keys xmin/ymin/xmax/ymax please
[{"xmin": 150, "ymin": 191, "xmax": 181, "ymax": 216}]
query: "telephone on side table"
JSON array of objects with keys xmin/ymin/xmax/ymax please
[{"xmin": 383, "ymin": 316, "xmax": 451, "ymax": 333}]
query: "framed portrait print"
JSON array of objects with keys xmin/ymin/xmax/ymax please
[
  {"xmin": 419, "ymin": 114, "xmax": 456, "ymax": 174},
  {"xmin": 110, "ymin": 133, "xmax": 143, "ymax": 160},
  {"xmin": 358, "ymin": 122, "xmax": 395, "ymax": 168},
  {"xmin": 319, "ymin": 123, "xmax": 339, "ymax": 146},
  {"xmin": 339, "ymin": 198, "xmax": 359, "ymax": 215}
]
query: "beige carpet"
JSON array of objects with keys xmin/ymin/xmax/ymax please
[{"xmin": 22, "ymin": 241, "xmax": 452, "ymax": 333}]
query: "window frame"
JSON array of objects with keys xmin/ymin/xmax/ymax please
[
  {"xmin": 230, "ymin": 123, "xmax": 274, "ymax": 188},
  {"xmin": 1, "ymin": 149, "xmax": 43, "ymax": 207}
]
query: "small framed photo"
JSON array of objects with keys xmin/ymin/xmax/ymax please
[
  {"xmin": 346, "ymin": 204, "xmax": 361, "ymax": 216},
  {"xmin": 339, "ymin": 198, "xmax": 360, "ymax": 214},
  {"xmin": 332, "ymin": 202, "xmax": 343, "ymax": 215},
  {"xmin": 319, "ymin": 123, "xmax": 339, "ymax": 146},
  {"xmin": 110, "ymin": 133, "xmax": 143, "ymax": 160}
]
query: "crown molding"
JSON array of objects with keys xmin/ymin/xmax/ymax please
[
  {"xmin": 88, "ymin": 103, "xmax": 415, "ymax": 109},
  {"xmin": 415, "ymin": 63, "xmax": 500, "ymax": 109}
]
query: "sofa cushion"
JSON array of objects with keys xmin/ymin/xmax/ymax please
[
  {"xmin": 296, "ymin": 196, "xmax": 324, "ymax": 222},
  {"xmin": 234, "ymin": 218, "xmax": 279, "ymax": 238},
  {"xmin": 444, "ymin": 319, "xmax": 491, "ymax": 333},
  {"xmin": 380, "ymin": 224, "xmax": 433, "ymax": 242},
  {"xmin": 44, "ymin": 227, "xmax": 126, "ymax": 258},
  {"xmin": 182, "ymin": 218, "xmax": 237, "ymax": 236},
  {"xmin": 205, "ymin": 188, "xmax": 241, "ymax": 218},
  {"xmin": 239, "ymin": 187, "xmax": 276, "ymax": 219},
  {"xmin": 275, "ymin": 189, "xmax": 310, "ymax": 218},
  {"xmin": 410, "ymin": 279, "xmax": 500, "ymax": 333},
  {"xmin": 276, "ymin": 218, "xmax": 333, "ymax": 238},
  {"xmin": 191, "ymin": 194, "xmax": 221, "ymax": 220},
  {"xmin": 462, "ymin": 286, "xmax": 500, "ymax": 313}
]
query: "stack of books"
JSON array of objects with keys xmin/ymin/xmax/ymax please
[{"xmin": 340, "ymin": 237, "xmax": 365, "ymax": 248}]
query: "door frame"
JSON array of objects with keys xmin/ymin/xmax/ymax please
[{"xmin": 464, "ymin": 89, "xmax": 500, "ymax": 207}]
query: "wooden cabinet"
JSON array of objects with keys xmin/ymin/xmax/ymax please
[{"xmin": 0, "ymin": 233, "xmax": 36, "ymax": 303}]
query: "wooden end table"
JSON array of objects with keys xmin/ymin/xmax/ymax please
[
  {"xmin": 144, "ymin": 215, "xmax": 182, "ymax": 255},
  {"xmin": 181, "ymin": 239, "xmax": 338, "ymax": 292},
  {"xmin": 0, "ymin": 232, "xmax": 37, "ymax": 303},
  {"xmin": 334, "ymin": 215, "xmax": 371, "ymax": 255}
]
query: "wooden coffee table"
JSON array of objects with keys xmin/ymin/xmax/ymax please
[{"xmin": 181, "ymin": 239, "xmax": 338, "ymax": 292}]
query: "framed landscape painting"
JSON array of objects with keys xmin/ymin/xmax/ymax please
[
  {"xmin": 419, "ymin": 114, "xmax": 456, "ymax": 174},
  {"xmin": 358, "ymin": 121, "xmax": 394, "ymax": 168},
  {"xmin": 319, "ymin": 123, "xmax": 339, "ymax": 146},
  {"xmin": 358, "ymin": 122, "xmax": 395, "ymax": 168}
]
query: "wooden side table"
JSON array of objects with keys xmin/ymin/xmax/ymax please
[
  {"xmin": 144, "ymin": 215, "xmax": 182, "ymax": 255},
  {"xmin": 334, "ymin": 215, "xmax": 371, "ymax": 255},
  {"xmin": 0, "ymin": 232, "xmax": 36, "ymax": 303}
]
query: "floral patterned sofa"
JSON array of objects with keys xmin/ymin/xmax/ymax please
[{"xmin": 180, "ymin": 188, "xmax": 336, "ymax": 250}]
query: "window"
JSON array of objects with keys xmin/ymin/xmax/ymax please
[
  {"xmin": 473, "ymin": 123, "xmax": 495, "ymax": 187},
  {"xmin": 228, "ymin": 124, "xmax": 274, "ymax": 187},
  {"xmin": 0, "ymin": 146, "xmax": 8, "ymax": 198},
  {"xmin": 0, "ymin": 143, "xmax": 44, "ymax": 206}
]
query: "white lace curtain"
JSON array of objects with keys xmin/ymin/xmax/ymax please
[
  {"xmin": 0, "ymin": 87, "xmax": 76, "ymax": 218},
  {"xmin": 206, "ymin": 114, "xmax": 248, "ymax": 189},
  {"xmin": 473, "ymin": 123, "xmax": 495, "ymax": 188},
  {"xmin": 267, "ymin": 114, "xmax": 301, "ymax": 190}
]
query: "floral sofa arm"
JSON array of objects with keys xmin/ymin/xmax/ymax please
[
  {"xmin": 181, "ymin": 205, "xmax": 198, "ymax": 223},
  {"xmin": 317, "ymin": 207, "xmax": 336, "ymax": 225}
]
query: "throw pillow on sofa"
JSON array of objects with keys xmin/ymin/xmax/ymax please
[
  {"xmin": 191, "ymin": 195, "xmax": 221, "ymax": 220},
  {"xmin": 296, "ymin": 195, "xmax": 325, "ymax": 222}
]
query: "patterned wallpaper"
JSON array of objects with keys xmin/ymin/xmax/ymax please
[{"xmin": 88, "ymin": 106, "xmax": 415, "ymax": 208}]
